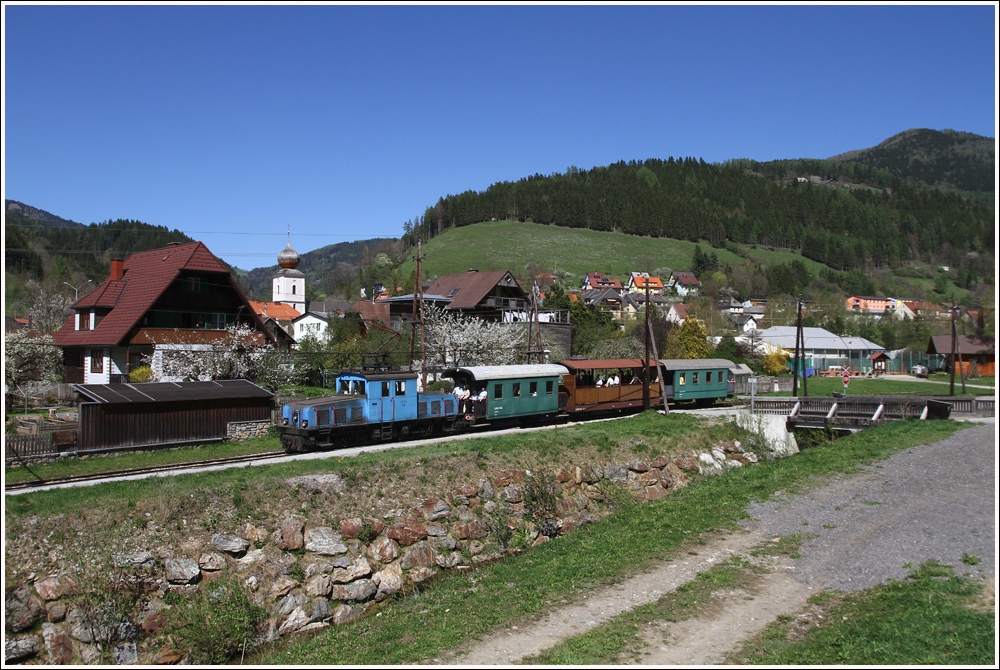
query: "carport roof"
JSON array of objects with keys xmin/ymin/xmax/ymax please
[{"xmin": 73, "ymin": 379, "xmax": 273, "ymax": 404}]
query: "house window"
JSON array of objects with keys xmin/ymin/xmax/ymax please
[
  {"xmin": 77, "ymin": 312, "xmax": 90, "ymax": 331},
  {"xmin": 90, "ymin": 349, "xmax": 104, "ymax": 374}
]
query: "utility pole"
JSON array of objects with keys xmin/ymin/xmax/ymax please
[
  {"xmin": 643, "ymin": 281, "xmax": 651, "ymax": 411},
  {"xmin": 949, "ymin": 298, "xmax": 959, "ymax": 396},
  {"xmin": 791, "ymin": 297, "xmax": 801, "ymax": 397},
  {"xmin": 409, "ymin": 240, "xmax": 427, "ymax": 389}
]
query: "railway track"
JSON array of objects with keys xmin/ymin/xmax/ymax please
[
  {"xmin": 5, "ymin": 405, "xmax": 743, "ymax": 495},
  {"xmin": 5, "ymin": 450, "xmax": 287, "ymax": 493}
]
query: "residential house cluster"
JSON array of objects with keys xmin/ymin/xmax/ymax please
[{"xmin": 35, "ymin": 236, "xmax": 992, "ymax": 386}]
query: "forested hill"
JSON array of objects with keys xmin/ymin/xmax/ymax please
[
  {"xmin": 5, "ymin": 203, "xmax": 195, "ymax": 285},
  {"xmin": 828, "ymin": 128, "xmax": 995, "ymax": 195},
  {"xmin": 410, "ymin": 133, "xmax": 993, "ymax": 275}
]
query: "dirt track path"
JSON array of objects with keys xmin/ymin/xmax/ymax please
[{"xmin": 443, "ymin": 422, "xmax": 996, "ymax": 665}]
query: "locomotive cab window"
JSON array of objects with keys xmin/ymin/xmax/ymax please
[
  {"xmin": 381, "ymin": 381, "xmax": 391, "ymax": 397},
  {"xmin": 395, "ymin": 380, "xmax": 406, "ymax": 395}
]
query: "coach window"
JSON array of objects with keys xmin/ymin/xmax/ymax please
[
  {"xmin": 678, "ymin": 373, "xmax": 686, "ymax": 386},
  {"xmin": 693, "ymin": 372, "xmax": 699, "ymax": 384},
  {"xmin": 530, "ymin": 381, "xmax": 538, "ymax": 397},
  {"xmin": 705, "ymin": 371, "xmax": 712, "ymax": 384},
  {"xmin": 494, "ymin": 383, "xmax": 504, "ymax": 399},
  {"xmin": 546, "ymin": 381, "xmax": 554, "ymax": 395},
  {"xmin": 512, "ymin": 383, "xmax": 521, "ymax": 398}
]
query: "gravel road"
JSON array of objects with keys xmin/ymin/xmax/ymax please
[{"xmin": 448, "ymin": 421, "xmax": 996, "ymax": 665}]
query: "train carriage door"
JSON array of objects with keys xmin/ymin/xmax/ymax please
[{"xmin": 371, "ymin": 380, "xmax": 392, "ymax": 423}]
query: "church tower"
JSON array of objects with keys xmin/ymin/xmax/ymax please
[{"xmin": 272, "ymin": 234, "xmax": 306, "ymax": 314}]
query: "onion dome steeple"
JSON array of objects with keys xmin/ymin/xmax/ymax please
[{"xmin": 277, "ymin": 232, "xmax": 300, "ymax": 269}]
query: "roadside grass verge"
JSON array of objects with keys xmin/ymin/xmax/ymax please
[
  {"xmin": 728, "ymin": 560, "xmax": 994, "ymax": 665},
  {"xmin": 522, "ymin": 535, "xmax": 808, "ymax": 665},
  {"xmin": 252, "ymin": 419, "xmax": 966, "ymax": 665}
]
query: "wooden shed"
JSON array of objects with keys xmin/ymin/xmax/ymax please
[{"xmin": 73, "ymin": 380, "xmax": 273, "ymax": 452}]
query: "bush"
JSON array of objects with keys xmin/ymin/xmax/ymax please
[
  {"xmin": 129, "ymin": 366, "xmax": 155, "ymax": 383},
  {"xmin": 167, "ymin": 575, "xmax": 268, "ymax": 664}
]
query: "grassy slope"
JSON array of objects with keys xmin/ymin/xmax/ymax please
[
  {"xmin": 398, "ymin": 221, "xmax": 970, "ymax": 303},
  {"xmin": 400, "ymin": 221, "xmax": 828, "ymax": 282}
]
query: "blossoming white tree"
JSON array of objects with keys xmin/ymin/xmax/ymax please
[
  {"xmin": 143, "ymin": 323, "xmax": 301, "ymax": 392},
  {"xmin": 419, "ymin": 305, "xmax": 565, "ymax": 370},
  {"xmin": 4, "ymin": 331, "xmax": 64, "ymax": 412}
]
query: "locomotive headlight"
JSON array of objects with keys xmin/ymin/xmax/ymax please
[
  {"xmin": 282, "ymin": 418, "xmax": 288, "ymax": 426},
  {"xmin": 301, "ymin": 420, "xmax": 309, "ymax": 428}
]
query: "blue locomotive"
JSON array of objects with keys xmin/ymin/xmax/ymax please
[{"xmin": 280, "ymin": 371, "xmax": 462, "ymax": 452}]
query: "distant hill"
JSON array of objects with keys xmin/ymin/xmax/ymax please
[
  {"xmin": 827, "ymin": 128, "xmax": 995, "ymax": 195},
  {"xmin": 5, "ymin": 199, "xmax": 85, "ymax": 228},
  {"xmin": 4, "ymin": 201, "xmax": 196, "ymax": 314},
  {"xmin": 241, "ymin": 237, "xmax": 401, "ymax": 300}
]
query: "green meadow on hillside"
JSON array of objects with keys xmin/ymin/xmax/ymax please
[
  {"xmin": 401, "ymin": 220, "xmax": 829, "ymax": 282},
  {"xmin": 397, "ymin": 221, "xmax": 965, "ymax": 304}
]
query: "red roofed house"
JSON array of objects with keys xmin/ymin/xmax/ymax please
[
  {"xmin": 53, "ymin": 241, "xmax": 274, "ymax": 384},
  {"xmin": 581, "ymin": 272, "xmax": 623, "ymax": 292},
  {"xmin": 670, "ymin": 272, "xmax": 701, "ymax": 297},
  {"xmin": 665, "ymin": 303, "xmax": 690, "ymax": 325}
]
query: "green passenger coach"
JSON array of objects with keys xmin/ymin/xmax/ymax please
[
  {"xmin": 657, "ymin": 359, "xmax": 736, "ymax": 404},
  {"xmin": 442, "ymin": 364, "xmax": 569, "ymax": 422}
]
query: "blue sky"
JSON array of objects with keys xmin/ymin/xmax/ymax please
[{"xmin": 4, "ymin": 2, "xmax": 997, "ymax": 271}]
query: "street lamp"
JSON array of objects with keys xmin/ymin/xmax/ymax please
[{"xmin": 64, "ymin": 280, "xmax": 92, "ymax": 301}]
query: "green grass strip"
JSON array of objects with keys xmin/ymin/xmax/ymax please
[{"xmin": 732, "ymin": 561, "xmax": 994, "ymax": 665}]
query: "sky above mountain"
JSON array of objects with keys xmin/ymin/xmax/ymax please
[{"xmin": 3, "ymin": 2, "xmax": 996, "ymax": 270}]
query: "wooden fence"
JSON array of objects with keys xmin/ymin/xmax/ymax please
[{"xmin": 6, "ymin": 433, "xmax": 56, "ymax": 463}]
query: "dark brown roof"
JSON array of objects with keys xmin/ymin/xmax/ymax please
[
  {"xmin": 927, "ymin": 335, "xmax": 995, "ymax": 357},
  {"xmin": 73, "ymin": 379, "xmax": 273, "ymax": 404},
  {"xmin": 348, "ymin": 300, "xmax": 390, "ymax": 323},
  {"xmin": 425, "ymin": 270, "xmax": 523, "ymax": 310}
]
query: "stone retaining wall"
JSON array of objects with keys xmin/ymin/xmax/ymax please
[
  {"xmin": 4, "ymin": 434, "xmax": 793, "ymax": 665},
  {"xmin": 226, "ymin": 420, "xmax": 272, "ymax": 442}
]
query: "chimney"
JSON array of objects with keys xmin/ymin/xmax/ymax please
[{"xmin": 110, "ymin": 258, "xmax": 125, "ymax": 281}]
